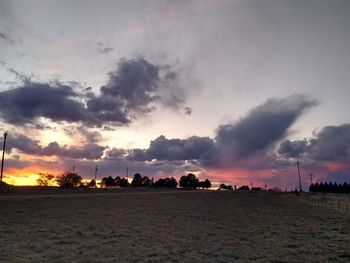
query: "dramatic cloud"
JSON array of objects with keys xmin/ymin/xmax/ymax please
[
  {"xmin": 104, "ymin": 148, "xmax": 127, "ymax": 161},
  {"xmin": 2, "ymin": 93, "xmax": 329, "ymax": 188},
  {"xmin": 98, "ymin": 58, "xmax": 182, "ymax": 113},
  {"xmin": 279, "ymin": 123, "xmax": 350, "ymax": 162},
  {"xmin": 278, "ymin": 139, "xmax": 307, "ymax": 158},
  {"xmin": 43, "ymin": 142, "xmax": 106, "ymax": 160},
  {"xmin": 0, "ymin": 57, "xmax": 187, "ymax": 127},
  {"xmin": 106, "ymin": 95, "xmax": 318, "ymax": 170},
  {"xmin": 307, "ymin": 124, "xmax": 350, "ymax": 161},
  {"xmin": 6, "ymin": 133, "xmax": 106, "ymax": 160},
  {"xmin": 6, "ymin": 133, "xmax": 42, "ymax": 155},
  {"xmin": 0, "ymin": 81, "xmax": 87, "ymax": 125},
  {"xmin": 106, "ymin": 135, "xmax": 215, "ymax": 162},
  {"xmin": 215, "ymin": 95, "xmax": 317, "ymax": 159}
]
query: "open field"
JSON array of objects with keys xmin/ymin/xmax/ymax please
[{"xmin": 0, "ymin": 190, "xmax": 349, "ymax": 262}]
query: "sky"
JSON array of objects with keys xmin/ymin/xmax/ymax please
[{"xmin": 0, "ymin": 0, "xmax": 350, "ymax": 189}]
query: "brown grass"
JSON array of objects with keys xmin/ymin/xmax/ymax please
[
  {"xmin": 0, "ymin": 190, "xmax": 349, "ymax": 262},
  {"xmin": 300, "ymin": 192, "xmax": 350, "ymax": 214}
]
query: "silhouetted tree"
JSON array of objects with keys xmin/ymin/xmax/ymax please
[
  {"xmin": 153, "ymin": 177, "xmax": 178, "ymax": 188},
  {"xmin": 167, "ymin": 177, "xmax": 178, "ymax": 188},
  {"xmin": 309, "ymin": 183, "xmax": 314, "ymax": 192},
  {"xmin": 119, "ymin": 177, "xmax": 129, "ymax": 187},
  {"xmin": 36, "ymin": 173, "xmax": 55, "ymax": 187},
  {"xmin": 179, "ymin": 173, "xmax": 199, "ymax": 189},
  {"xmin": 131, "ymin": 173, "xmax": 142, "ymax": 187},
  {"xmin": 141, "ymin": 176, "xmax": 151, "ymax": 187},
  {"xmin": 56, "ymin": 171, "xmax": 82, "ymax": 188},
  {"xmin": 310, "ymin": 181, "xmax": 350, "ymax": 193},
  {"xmin": 106, "ymin": 176, "xmax": 115, "ymax": 187},
  {"xmin": 153, "ymin": 178, "xmax": 165, "ymax": 188},
  {"xmin": 100, "ymin": 177, "xmax": 107, "ymax": 188},
  {"xmin": 114, "ymin": 176, "xmax": 121, "ymax": 187},
  {"xmin": 238, "ymin": 185, "xmax": 250, "ymax": 191},
  {"xmin": 179, "ymin": 175, "xmax": 187, "ymax": 188},
  {"xmin": 87, "ymin": 179, "xmax": 96, "ymax": 188},
  {"xmin": 197, "ymin": 181, "xmax": 204, "ymax": 189},
  {"xmin": 324, "ymin": 182, "xmax": 329, "ymax": 192},
  {"xmin": 219, "ymin": 184, "xmax": 233, "ymax": 190},
  {"xmin": 203, "ymin": 179, "xmax": 211, "ymax": 189}
]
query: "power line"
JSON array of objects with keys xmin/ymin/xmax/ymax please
[{"xmin": 1, "ymin": 132, "xmax": 8, "ymax": 182}]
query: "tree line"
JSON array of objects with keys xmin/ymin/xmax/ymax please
[
  {"xmin": 37, "ymin": 171, "xmax": 212, "ymax": 189},
  {"xmin": 309, "ymin": 182, "xmax": 350, "ymax": 194}
]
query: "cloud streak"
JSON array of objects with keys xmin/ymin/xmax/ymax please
[
  {"xmin": 0, "ymin": 31, "xmax": 15, "ymax": 45},
  {"xmin": 7, "ymin": 133, "xmax": 106, "ymax": 160},
  {"xmin": 215, "ymin": 95, "xmax": 317, "ymax": 160}
]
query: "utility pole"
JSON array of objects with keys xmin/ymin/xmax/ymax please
[
  {"xmin": 1, "ymin": 132, "xmax": 8, "ymax": 182},
  {"xmin": 94, "ymin": 165, "xmax": 98, "ymax": 183},
  {"xmin": 297, "ymin": 161, "xmax": 302, "ymax": 192},
  {"xmin": 309, "ymin": 173, "xmax": 313, "ymax": 185},
  {"xmin": 126, "ymin": 167, "xmax": 128, "ymax": 180}
]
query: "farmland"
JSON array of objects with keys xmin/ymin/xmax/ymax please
[{"xmin": 0, "ymin": 189, "xmax": 349, "ymax": 262}]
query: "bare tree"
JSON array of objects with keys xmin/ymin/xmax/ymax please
[{"xmin": 37, "ymin": 173, "xmax": 55, "ymax": 187}]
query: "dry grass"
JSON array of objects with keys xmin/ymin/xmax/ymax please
[
  {"xmin": 300, "ymin": 192, "xmax": 350, "ymax": 214},
  {"xmin": 0, "ymin": 190, "xmax": 349, "ymax": 262}
]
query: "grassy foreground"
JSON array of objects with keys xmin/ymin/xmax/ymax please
[{"xmin": 0, "ymin": 190, "xmax": 349, "ymax": 262}]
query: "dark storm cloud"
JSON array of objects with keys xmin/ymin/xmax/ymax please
[
  {"xmin": 307, "ymin": 124, "xmax": 350, "ymax": 161},
  {"xmin": 215, "ymin": 95, "xmax": 317, "ymax": 159},
  {"xmin": 0, "ymin": 81, "xmax": 87, "ymax": 125},
  {"xmin": 57, "ymin": 143, "xmax": 106, "ymax": 160},
  {"xmin": 85, "ymin": 93, "xmax": 130, "ymax": 125},
  {"xmin": 104, "ymin": 95, "xmax": 317, "ymax": 167},
  {"xmin": 145, "ymin": 135, "xmax": 215, "ymax": 161},
  {"xmin": 85, "ymin": 57, "xmax": 186, "ymax": 123},
  {"xmin": 278, "ymin": 139, "xmax": 307, "ymax": 158},
  {"xmin": 107, "ymin": 135, "xmax": 215, "ymax": 162},
  {"xmin": 0, "ymin": 57, "xmax": 186, "ymax": 127},
  {"xmin": 104, "ymin": 148, "xmax": 127, "ymax": 160},
  {"xmin": 280, "ymin": 123, "xmax": 350, "ymax": 162},
  {"xmin": 6, "ymin": 133, "xmax": 105, "ymax": 160},
  {"xmin": 6, "ymin": 133, "xmax": 42, "ymax": 155},
  {"xmin": 99, "ymin": 58, "xmax": 165, "ymax": 113}
]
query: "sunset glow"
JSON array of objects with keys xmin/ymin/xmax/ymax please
[{"xmin": 1, "ymin": 0, "xmax": 349, "ymax": 188}]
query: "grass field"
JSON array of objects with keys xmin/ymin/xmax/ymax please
[
  {"xmin": 300, "ymin": 192, "xmax": 350, "ymax": 215},
  {"xmin": 0, "ymin": 190, "xmax": 349, "ymax": 262}
]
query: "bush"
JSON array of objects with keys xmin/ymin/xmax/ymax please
[{"xmin": 56, "ymin": 172, "xmax": 82, "ymax": 188}]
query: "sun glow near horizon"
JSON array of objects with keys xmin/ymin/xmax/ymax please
[{"xmin": 3, "ymin": 173, "xmax": 40, "ymax": 186}]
